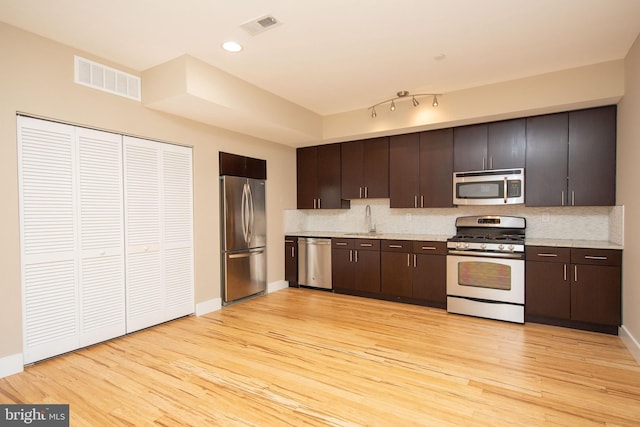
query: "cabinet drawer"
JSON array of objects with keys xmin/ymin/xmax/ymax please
[
  {"xmin": 413, "ymin": 241, "xmax": 447, "ymax": 255},
  {"xmin": 355, "ymin": 239, "xmax": 380, "ymax": 251},
  {"xmin": 381, "ymin": 240, "xmax": 411, "ymax": 252},
  {"xmin": 332, "ymin": 238, "xmax": 354, "ymax": 249},
  {"xmin": 571, "ymin": 248, "xmax": 621, "ymax": 266},
  {"xmin": 525, "ymin": 246, "xmax": 570, "ymax": 263}
]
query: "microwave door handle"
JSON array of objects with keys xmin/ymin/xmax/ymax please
[{"xmin": 503, "ymin": 177, "xmax": 508, "ymax": 203}]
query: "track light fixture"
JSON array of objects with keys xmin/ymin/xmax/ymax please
[{"xmin": 368, "ymin": 90, "xmax": 442, "ymax": 118}]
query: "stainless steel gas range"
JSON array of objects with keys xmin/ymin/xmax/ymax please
[{"xmin": 446, "ymin": 215, "xmax": 526, "ymax": 323}]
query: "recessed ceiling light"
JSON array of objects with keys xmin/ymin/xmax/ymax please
[
  {"xmin": 222, "ymin": 41, "xmax": 243, "ymax": 53},
  {"xmin": 434, "ymin": 53, "xmax": 446, "ymax": 61}
]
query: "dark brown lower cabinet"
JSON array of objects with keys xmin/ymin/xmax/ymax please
[
  {"xmin": 380, "ymin": 240, "xmax": 446, "ymax": 307},
  {"xmin": 331, "ymin": 238, "xmax": 380, "ymax": 293},
  {"xmin": 525, "ymin": 246, "xmax": 621, "ymax": 334},
  {"xmin": 284, "ymin": 237, "xmax": 298, "ymax": 287}
]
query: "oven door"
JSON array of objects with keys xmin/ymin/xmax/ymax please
[{"xmin": 446, "ymin": 253, "xmax": 524, "ymax": 304}]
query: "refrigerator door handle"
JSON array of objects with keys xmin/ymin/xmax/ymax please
[
  {"xmin": 241, "ymin": 183, "xmax": 249, "ymax": 244},
  {"xmin": 247, "ymin": 183, "xmax": 254, "ymax": 245}
]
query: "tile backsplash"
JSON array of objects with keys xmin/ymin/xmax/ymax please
[{"xmin": 284, "ymin": 199, "xmax": 624, "ymax": 244}]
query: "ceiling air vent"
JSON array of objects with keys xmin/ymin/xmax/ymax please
[
  {"xmin": 241, "ymin": 15, "xmax": 281, "ymax": 36},
  {"xmin": 74, "ymin": 56, "xmax": 141, "ymax": 101}
]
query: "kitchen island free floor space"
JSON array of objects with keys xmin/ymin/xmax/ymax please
[{"xmin": 1, "ymin": 288, "xmax": 639, "ymax": 426}]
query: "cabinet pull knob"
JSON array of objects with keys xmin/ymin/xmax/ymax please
[
  {"xmin": 388, "ymin": 244, "xmax": 403, "ymax": 248},
  {"xmin": 537, "ymin": 253, "xmax": 558, "ymax": 257},
  {"xmin": 335, "ymin": 242, "xmax": 348, "ymax": 246},
  {"xmin": 584, "ymin": 255, "xmax": 607, "ymax": 260},
  {"xmin": 359, "ymin": 243, "xmax": 373, "ymax": 247},
  {"xmin": 422, "ymin": 246, "xmax": 436, "ymax": 250}
]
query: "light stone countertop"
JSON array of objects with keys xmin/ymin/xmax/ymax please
[
  {"xmin": 286, "ymin": 232, "xmax": 623, "ymax": 250},
  {"xmin": 285, "ymin": 231, "xmax": 451, "ymax": 242},
  {"xmin": 525, "ymin": 238, "xmax": 623, "ymax": 250}
]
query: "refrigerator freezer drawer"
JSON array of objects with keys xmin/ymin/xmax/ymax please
[{"xmin": 223, "ymin": 248, "xmax": 266, "ymax": 304}]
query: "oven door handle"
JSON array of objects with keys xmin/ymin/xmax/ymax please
[{"xmin": 448, "ymin": 250, "xmax": 524, "ymax": 259}]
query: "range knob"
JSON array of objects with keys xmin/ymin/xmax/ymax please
[
  {"xmin": 508, "ymin": 244, "xmax": 514, "ymax": 251},
  {"xmin": 464, "ymin": 243, "xmax": 470, "ymax": 249},
  {"xmin": 456, "ymin": 242, "xmax": 463, "ymax": 249},
  {"xmin": 498, "ymin": 244, "xmax": 504, "ymax": 251},
  {"xmin": 480, "ymin": 243, "xmax": 487, "ymax": 250}
]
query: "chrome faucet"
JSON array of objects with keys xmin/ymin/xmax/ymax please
[{"xmin": 365, "ymin": 204, "xmax": 376, "ymax": 233}]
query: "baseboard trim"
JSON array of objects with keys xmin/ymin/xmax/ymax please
[
  {"xmin": 268, "ymin": 280, "xmax": 289, "ymax": 294},
  {"xmin": 0, "ymin": 353, "xmax": 24, "ymax": 379},
  {"xmin": 195, "ymin": 298, "xmax": 222, "ymax": 316},
  {"xmin": 620, "ymin": 325, "xmax": 640, "ymax": 365}
]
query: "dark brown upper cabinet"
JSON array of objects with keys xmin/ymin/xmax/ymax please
[
  {"xmin": 341, "ymin": 137, "xmax": 389, "ymax": 199},
  {"xmin": 389, "ymin": 129, "xmax": 453, "ymax": 208},
  {"xmin": 526, "ymin": 106, "xmax": 616, "ymax": 207},
  {"xmin": 219, "ymin": 151, "xmax": 266, "ymax": 179},
  {"xmin": 297, "ymin": 144, "xmax": 349, "ymax": 209},
  {"xmin": 453, "ymin": 119, "xmax": 526, "ymax": 171}
]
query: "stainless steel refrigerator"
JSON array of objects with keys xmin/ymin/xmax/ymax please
[{"xmin": 220, "ymin": 175, "xmax": 267, "ymax": 304}]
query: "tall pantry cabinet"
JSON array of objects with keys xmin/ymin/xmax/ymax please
[{"xmin": 18, "ymin": 116, "xmax": 194, "ymax": 364}]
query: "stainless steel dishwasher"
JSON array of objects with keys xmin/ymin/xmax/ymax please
[{"xmin": 297, "ymin": 237, "xmax": 332, "ymax": 289}]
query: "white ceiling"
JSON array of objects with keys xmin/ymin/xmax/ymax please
[{"xmin": 1, "ymin": 0, "xmax": 640, "ymax": 117}]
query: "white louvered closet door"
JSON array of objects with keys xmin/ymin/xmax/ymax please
[
  {"xmin": 162, "ymin": 144, "xmax": 194, "ymax": 320},
  {"xmin": 123, "ymin": 136, "xmax": 163, "ymax": 332},
  {"xmin": 123, "ymin": 137, "xmax": 193, "ymax": 333},
  {"xmin": 76, "ymin": 127, "xmax": 126, "ymax": 347},
  {"xmin": 19, "ymin": 117, "xmax": 79, "ymax": 364},
  {"xmin": 18, "ymin": 117, "xmax": 126, "ymax": 364}
]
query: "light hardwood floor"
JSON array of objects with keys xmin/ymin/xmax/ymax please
[{"xmin": 1, "ymin": 288, "xmax": 640, "ymax": 426}]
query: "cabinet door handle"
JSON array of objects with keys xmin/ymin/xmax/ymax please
[
  {"xmin": 313, "ymin": 198, "xmax": 317, "ymax": 209},
  {"xmin": 422, "ymin": 246, "xmax": 437, "ymax": 250},
  {"xmin": 365, "ymin": 186, "xmax": 369, "ymax": 198},
  {"xmin": 335, "ymin": 242, "xmax": 348, "ymax": 246},
  {"xmin": 574, "ymin": 265, "xmax": 578, "ymax": 282},
  {"xmin": 349, "ymin": 249, "xmax": 353, "ymax": 262},
  {"xmin": 413, "ymin": 254, "xmax": 417, "ymax": 268},
  {"xmin": 414, "ymin": 195, "xmax": 418, "ymax": 208},
  {"xmin": 489, "ymin": 156, "xmax": 494, "ymax": 170},
  {"xmin": 407, "ymin": 253, "xmax": 411, "ymax": 267},
  {"xmin": 285, "ymin": 239, "xmax": 294, "ymax": 243},
  {"xmin": 420, "ymin": 195, "xmax": 424, "ymax": 208},
  {"xmin": 584, "ymin": 255, "xmax": 607, "ymax": 260},
  {"xmin": 355, "ymin": 250, "xmax": 358, "ymax": 263},
  {"xmin": 291, "ymin": 247, "xmax": 295, "ymax": 257},
  {"xmin": 572, "ymin": 191, "xmax": 575, "ymax": 206},
  {"xmin": 503, "ymin": 177, "xmax": 508, "ymax": 204},
  {"xmin": 359, "ymin": 187, "xmax": 363, "ymax": 198},
  {"xmin": 359, "ymin": 243, "xmax": 373, "ymax": 247},
  {"xmin": 482, "ymin": 157, "xmax": 486, "ymax": 170},
  {"xmin": 537, "ymin": 253, "xmax": 558, "ymax": 257},
  {"xmin": 318, "ymin": 198, "xmax": 321, "ymax": 209},
  {"xmin": 561, "ymin": 191, "xmax": 565, "ymax": 206},
  {"xmin": 564, "ymin": 264, "xmax": 567, "ymax": 281},
  {"xmin": 388, "ymin": 244, "xmax": 403, "ymax": 248}
]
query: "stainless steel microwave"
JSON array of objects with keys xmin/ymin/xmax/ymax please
[{"xmin": 453, "ymin": 168, "xmax": 525, "ymax": 205}]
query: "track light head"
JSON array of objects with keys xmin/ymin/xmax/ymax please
[
  {"xmin": 371, "ymin": 107, "xmax": 377, "ymax": 118},
  {"xmin": 412, "ymin": 96, "xmax": 419, "ymax": 107},
  {"xmin": 432, "ymin": 95, "xmax": 439, "ymax": 107},
  {"xmin": 390, "ymin": 100, "xmax": 396, "ymax": 111}
]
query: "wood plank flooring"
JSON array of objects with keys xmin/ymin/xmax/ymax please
[{"xmin": 1, "ymin": 288, "xmax": 640, "ymax": 426}]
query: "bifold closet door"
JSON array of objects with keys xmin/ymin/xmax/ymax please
[
  {"xmin": 18, "ymin": 117, "xmax": 125, "ymax": 364},
  {"xmin": 123, "ymin": 136, "xmax": 193, "ymax": 333}
]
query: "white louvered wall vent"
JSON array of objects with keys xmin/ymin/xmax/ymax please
[{"xmin": 74, "ymin": 56, "xmax": 141, "ymax": 101}]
